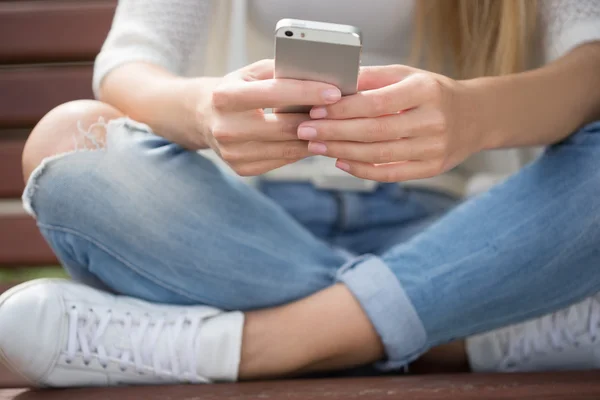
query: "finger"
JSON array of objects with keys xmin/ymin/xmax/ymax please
[
  {"xmin": 357, "ymin": 65, "xmax": 413, "ymax": 91},
  {"xmin": 234, "ymin": 59, "xmax": 275, "ymax": 81},
  {"xmin": 232, "ymin": 159, "xmax": 297, "ymax": 177},
  {"xmin": 214, "ymin": 113, "xmax": 311, "ymax": 143},
  {"xmin": 298, "ymin": 107, "xmax": 437, "ymax": 142},
  {"xmin": 307, "ymin": 137, "xmax": 442, "ymax": 164},
  {"xmin": 220, "ymin": 140, "xmax": 310, "ymax": 163},
  {"xmin": 213, "ymin": 79, "xmax": 342, "ymax": 112},
  {"xmin": 310, "ymin": 73, "xmax": 431, "ymax": 120},
  {"xmin": 335, "ymin": 160, "xmax": 442, "ymax": 182}
]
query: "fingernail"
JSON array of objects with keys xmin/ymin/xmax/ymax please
[
  {"xmin": 298, "ymin": 126, "xmax": 318, "ymax": 140},
  {"xmin": 336, "ymin": 160, "xmax": 350, "ymax": 172},
  {"xmin": 308, "ymin": 141, "xmax": 327, "ymax": 155},
  {"xmin": 322, "ymin": 89, "xmax": 341, "ymax": 103},
  {"xmin": 311, "ymin": 107, "xmax": 327, "ymax": 119}
]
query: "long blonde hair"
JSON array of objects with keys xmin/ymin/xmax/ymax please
[{"xmin": 413, "ymin": 0, "xmax": 538, "ymax": 79}]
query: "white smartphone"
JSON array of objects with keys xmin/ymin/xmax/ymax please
[{"xmin": 274, "ymin": 18, "xmax": 362, "ymax": 113}]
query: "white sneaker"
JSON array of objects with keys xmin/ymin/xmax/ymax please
[
  {"xmin": 0, "ymin": 279, "xmax": 244, "ymax": 387},
  {"xmin": 467, "ymin": 293, "xmax": 600, "ymax": 372}
]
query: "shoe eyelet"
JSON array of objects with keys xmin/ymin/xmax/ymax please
[
  {"xmin": 65, "ymin": 359, "xmax": 72, "ymax": 365},
  {"xmin": 71, "ymin": 305, "xmax": 76, "ymax": 310},
  {"xmin": 102, "ymin": 364, "xmax": 108, "ymax": 369},
  {"xmin": 84, "ymin": 361, "xmax": 90, "ymax": 366},
  {"xmin": 120, "ymin": 367, "xmax": 127, "ymax": 372}
]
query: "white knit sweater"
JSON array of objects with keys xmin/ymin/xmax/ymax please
[{"xmin": 94, "ymin": 0, "xmax": 600, "ymax": 196}]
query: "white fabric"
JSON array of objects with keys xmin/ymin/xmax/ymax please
[
  {"xmin": 0, "ymin": 279, "xmax": 244, "ymax": 387},
  {"xmin": 541, "ymin": 0, "xmax": 600, "ymax": 62},
  {"xmin": 467, "ymin": 293, "xmax": 600, "ymax": 372},
  {"xmin": 93, "ymin": 0, "xmax": 600, "ymax": 197}
]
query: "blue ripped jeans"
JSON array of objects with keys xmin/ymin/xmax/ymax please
[{"xmin": 23, "ymin": 119, "xmax": 600, "ymax": 369}]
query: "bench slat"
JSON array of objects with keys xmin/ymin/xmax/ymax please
[
  {"xmin": 0, "ymin": 284, "xmax": 13, "ymax": 295},
  {"xmin": 0, "ymin": 139, "xmax": 25, "ymax": 198},
  {"xmin": 0, "ymin": 215, "xmax": 56, "ymax": 266},
  {"xmin": 2, "ymin": 371, "xmax": 600, "ymax": 399},
  {"xmin": 0, "ymin": 65, "xmax": 93, "ymax": 128},
  {"xmin": 0, "ymin": 0, "xmax": 115, "ymax": 64}
]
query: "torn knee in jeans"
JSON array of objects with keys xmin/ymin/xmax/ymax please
[
  {"xmin": 22, "ymin": 117, "xmax": 128, "ymax": 218},
  {"xmin": 74, "ymin": 117, "xmax": 109, "ymax": 150}
]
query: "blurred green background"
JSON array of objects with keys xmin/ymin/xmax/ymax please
[{"xmin": 0, "ymin": 266, "xmax": 66, "ymax": 284}]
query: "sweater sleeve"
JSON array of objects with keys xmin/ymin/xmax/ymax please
[
  {"xmin": 93, "ymin": 0, "xmax": 213, "ymax": 98},
  {"xmin": 540, "ymin": 0, "xmax": 600, "ymax": 64}
]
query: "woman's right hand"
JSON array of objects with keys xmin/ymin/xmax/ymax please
[{"xmin": 197, "ymin": 60, "xmax": 342, "ymax": 176}]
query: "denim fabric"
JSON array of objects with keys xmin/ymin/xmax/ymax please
[{"xmin": 23, "ymin": 118, "xmax": 600, "ymax": 368}]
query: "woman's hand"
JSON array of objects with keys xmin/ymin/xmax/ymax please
[
  {"xmin": 297, "ymin": 65, "xmax": 482, "ymax": 182},
  {"xmin": 197, "ymin": 59, "xmax": 342, "ymax": 176}
]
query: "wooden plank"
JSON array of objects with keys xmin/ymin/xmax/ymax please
[
  {"xmin": 0, "ymin": 65, "xmax": 93, "ymax": 128},
  {"xmin": 0, "ymin": 0, "xmax": 116, "ymax": 64},
  {"xmin": 0, "ymin": 130, "xmax": 29, "ymax": 141},
  {"xmin": 0, "ymin": 284, "xmax": 14, "ymax": 294},
  {"xmin": 0, "ymin": 215, "xmax": 57, "ymax": 266},
  {"xmin": 2, "ymin": 371, "xmax": 600, "ymax": 400},
  {"xmin": 0, "ymin": 139, "xmax": 25, "ymax": 198}
]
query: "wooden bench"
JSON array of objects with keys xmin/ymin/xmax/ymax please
[
  {"xmin": 0, "ymin": 0, "xmax": 116, "ymax": 285},
  {"xmin": 2, "ymin": 1, "xmax": 600, "ymax": 398},
  {"xmin": 3, "ymin": 371, "xmax": 600, "ymax": 400}
]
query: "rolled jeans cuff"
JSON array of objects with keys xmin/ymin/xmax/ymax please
[{"xmin": 336, "ymin": 254, "xmax": 427, "ymax": 370}]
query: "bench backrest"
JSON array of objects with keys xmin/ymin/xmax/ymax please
[{"xmin": 0, "ymin": 0, "xmax": 116, "ymax": 281}]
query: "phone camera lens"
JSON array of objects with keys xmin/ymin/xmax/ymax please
[{"xmin": 285, "ymin": 30, "xmax": 294, "ymax": 37}]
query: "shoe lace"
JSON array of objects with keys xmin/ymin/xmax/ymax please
[
  {"xmin": 65, "ymin": 305, "xmax": 208, "ymax": 383},
  {"xmin": 499, "ymin": 295, "xmax": 600, "ymax": 371}
]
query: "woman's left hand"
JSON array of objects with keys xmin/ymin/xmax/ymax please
[{"xmin": 298, "ymin": 65, "xmax": 483, "ymax": 182}]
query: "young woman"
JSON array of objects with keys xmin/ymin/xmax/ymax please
[{"xmin": 1, "ymin": 0, "xmax": 600, "ymax": 387}]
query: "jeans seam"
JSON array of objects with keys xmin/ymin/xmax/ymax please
[
  {"xmin": 404, "ymin": 166, "xmax": 600, "ymax": 345},
  {"xmin": 408, "ymin": 167, "xmax": 600, "ymax": 275},
  {"xmin": 37, "ymin": 222, "xmax": 218, "ymax": 304},
  {"xmin": 449, "ymin": 209, "xmax": 600, "ymax": 339}
]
